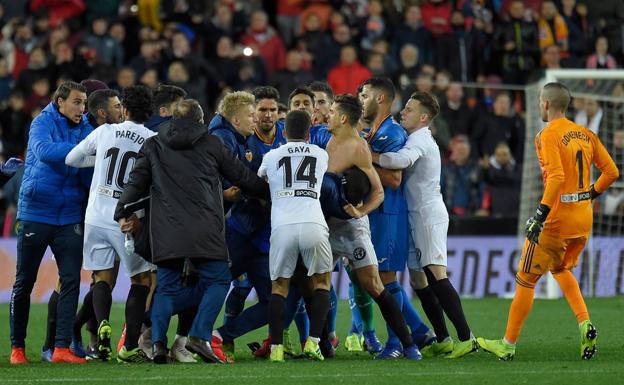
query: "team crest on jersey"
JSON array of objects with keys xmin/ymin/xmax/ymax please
[
  {"xmin": 353, "ymin": 247, "xmax": 366, "ymax": 261},
  {"xmin": 245, "ymin": 150, "xmax": 253, "ymax": 162}
]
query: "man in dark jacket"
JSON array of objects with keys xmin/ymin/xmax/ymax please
[
  {"xmin": 9, "ymin": 81, "xmax": 93, "ymax": 365},
  {"xmin": 114, "ymin": 99, "xmax": 269, "ymax": 364}
]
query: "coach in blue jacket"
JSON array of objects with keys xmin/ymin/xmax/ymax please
[{"xmin": 9, "ymin": 81, "xmax": 93, "ymax": 364}]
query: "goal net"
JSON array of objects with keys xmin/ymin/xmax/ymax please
[{"xmin": 519, "ymin": 69, "xmax": 624, "ymax": 298}]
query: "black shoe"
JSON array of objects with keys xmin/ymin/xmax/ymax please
[
  {"xmin": 186, "ymin": 336, "xmax": 224, "ymax": 363},
  {"xmin": 152, "ymin": 342, "xmax": 167, "ymax": 364},
  {"xmin": 320, "ymin": 339, "xmax": 336, "ymax": 359}
]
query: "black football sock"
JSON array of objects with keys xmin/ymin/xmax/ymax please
[
  {"xmin": 373, "ymin": 289, "xmax": 413, "ymax": 348},
  {"xmin": 143, "ymin": 296, "xmax": 154, "ymax": 328},
  {"xmin": 92, "ymin": 281, "xmax": 112, "ymax": 324},
  {"xmin": 430, "ymin": 278, "xmax": 472, "ymax": 341},
  {"xmin": 308, "ymin": 289, "xmax": 330, "ymax": 339},
  {"xmin": 176, "ymin": 306, "xmax": 197, "ymax": 337},
  {"xmin": 415, "ymin": 286, "xmax": 449, "ymax": 341},
  {"xmin": 73, "ymin": 289, "xmax": 95, "ymax": 343},
  {"xmin": 125, "ymin": 284, "xmax": 150, "ymax": 350},
  {"xmin": 43, "ymin": 291, "xmax": 59, "ymax": 350},
  {"xmin": 269, "ymin": 294, "xmax": 286, "ymax": 345}
]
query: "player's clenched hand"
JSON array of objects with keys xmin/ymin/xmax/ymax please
[
  {"xmin": 343, "ymin": 203, "xmax": 364, "ymax": 219},
  {"xmin": 223, "ymin": 186, "xmax": 242, "ymax": 202},
  {"xmin": 119, "ymin": 214, "xmax": 140, "ymax": 234},
  {"xmin": 525, "ymin": 204, "xmax": 550, "ymax": 244}
]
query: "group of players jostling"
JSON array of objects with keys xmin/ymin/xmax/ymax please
[{"xmin": 8, "ymin": 74, "xmax": 618, "ymax": 365}]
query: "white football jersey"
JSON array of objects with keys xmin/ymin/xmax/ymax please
[
  {"xmin": 379, "ymin": 127, "xmax": 448, "ymax": 225},
  {"xmin": 66, "ymin": 121, "xmax": 156, "ymax": 230},
  {"xmin": 258, "ymin": 141, "xmax": 329, "ymax": 229}
]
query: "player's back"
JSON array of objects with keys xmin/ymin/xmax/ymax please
[
  {"xmin": 261, "ymin": 141, "xmax": 329, "ymax": 229},
  {"xmin": 537, "ymin": 117, "xmax": 610, "ymax": 238},
  {"xmin": 86, "ymin": 121, "xmax": 156, "ymax": 230}
]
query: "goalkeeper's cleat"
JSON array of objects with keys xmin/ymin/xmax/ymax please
[
  {"xmin": 41, "ymin": 347, "xmax": 53, "ymax": 362},
  {"xmin": 253, "ymin": 336, "xmax": 271, "ymax": 359},
  {"xmin": 446, "ymin": 337, "xmax": 479, "ymax": 359},
  {"xmin": 579, "ymin": 320, "xmax": 597, "ymax": 360},
  {"xmin": 363, "ymin": 330, "xmax": 383, "ymax": 354},
  {"xmin": 403, "ymin": 345, "xmax": 423, "ymax": 361},
  {"xmin": 116, "ymin": 323, "xmax": 127, "ymax": 353},
  {"xmin": 345, "ymin": 333, "xmax": 364, "ymax": 352},
  {"xmin": 52, "ymin": 347, "xmax": 87, "ymax": 364},
  {"xmin": 97, "ymin": 320, "xmax": 112, "ymax": 361},
  {"xmin": 170, "ymin": 336, "xmax": 197, "ymax": 363},
  {"xmin": 421, "ymin": 337, "xmax": 454, "ymax": 358},
  {"xmin": 477, "ymin": 338, "xmax": 515, "ymax": 361},
  {"xmin": 117, "ymin": 346, "xmax": 151, "ymax": 363},
  {"xmin": 70, "ymin": 338, "xmax": 86, "ymax": 358},
  {"xmin": 375, "ymin": 344, "xmax": 403, "ymax": 360},
  {"xmin": 303, "ymin": 338, "xmax": 324, "ymax": 361},
  {"xmin": 270, "ymin": 344, "xmax": 285, "ymax": 363},
  {"xmin": 283, "ymin": 329, "xmax": 296, "ymax": 357}
]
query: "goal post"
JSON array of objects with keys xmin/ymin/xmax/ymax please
[{"xmin": 520, "ymin": 69, "xmax": 624, "ymax": 299}]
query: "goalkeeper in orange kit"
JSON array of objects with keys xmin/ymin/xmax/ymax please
[{"xmin": 478, "ymin": 82, "xmax": 619, "ymax": 361}]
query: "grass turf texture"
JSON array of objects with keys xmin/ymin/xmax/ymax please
[{"xmin": 1, "ymin": 298, "xmax": 623, "ymax": 385}]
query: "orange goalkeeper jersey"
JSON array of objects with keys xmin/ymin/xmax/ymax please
[{"xmin": 535, "ymin": 117, "xmax": 619, "ymax": 238}]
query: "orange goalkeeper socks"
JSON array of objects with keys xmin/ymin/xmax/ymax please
[
  {"xmin": 552, "ymin": 270, "xmax": 589, "ymax": 323},
  {"xmin": 504, "ymin": 273, "xmax": 538, "ymax": 344}
]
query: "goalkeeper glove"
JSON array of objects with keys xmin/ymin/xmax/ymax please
[
  {"xmin": 525, "ymin": 203, "xmax": 550, "ymax": 244},
  {"xmin": 590, "ymin": 184, "xmax": 601, "ymax": 200}
]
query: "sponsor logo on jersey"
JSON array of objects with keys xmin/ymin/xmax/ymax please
[
  {"xmin": 294, "ymin": 189, "xmax": 318, "ymax": 199},
  {"xmin": 353, "ymin": 247, "xmax": 366, "ymax": 260},
  {"xmin": 97, "ymin": 185, "xmax": 122, "ymax": 199}
]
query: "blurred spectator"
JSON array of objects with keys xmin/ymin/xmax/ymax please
[
  {"xmin": 439, "ymin": 83, "xmax": 474, "ymax": 137},
  {"xmin": 392, "ymin": 5, "xmax": 433, "ymax": 66},
  {"xmin": 441, "ymin": 136, "xmax": 487, "ymax": 216},
  {"xmin": 85, "ymin": 0, "xmax": 121, "ymax": 24},
  {"xmin": 366, "ymin": 52, "xmax": 386, "ymax": 77},
  {"xmin": 113, "ymin": 67, "xmax": 136, "ymax": 90},
  {"xmin": 494, "ymin": 0, "xmax": 540, "ymax": 85},
  {"xmin": 129, "ymin": 40, "xmax": 162, "ymax": 76},
  {"xmin": 12, "ymin": 20, "xmax": 39, "ymax": 54},
  {"xmin": 15, "ymin": 47, "xmax": 49, "ymax": 95},
  {"xmin": 433, "ymin": 70, "xmax": 451, "ymax": 99},
  {"xmin": 240, "ymin": 10, "xmax": 287, "ymax": 77},
  {"xmin": 538, "ymin": 1, "xmax": 569, "ymax": 62},
  {"xmin": 437, "ymin": 11, "xmax": 479, "ymax": 82},
  {"xmin": 395, "ymin": 44, "xmax": 421, "ymax": 102},
  {"xmin": 585, "ymin": 0, "xmax": 624, "ymax": 62},
  {"xmin": 586, "ymin": 36, "xmax": 617, "ymax": 69},
  {"xmin": 574, "ymin": 98, "xmax": 603, "ymax": 134},
  {"xmin": 0, "ymin": 57, "xmax": 12, "ymax": 103},
  {"xmin": 327, "ymin": 45, "xmax": 371, "ymax": 95},
  {"xmin": 30, "ymin": 0, "xmax": 86, "ymax": 28},
  {"xmin": 359, "ymin": 0, "xmax": 386, "ymax": 51},
  {"xmin": 421, "ymin": 0, "xmax": 453, "ymax": 38},
  {"xmin": 483, "ymin": 142, "xmax": 521, "ymax": 218},
  {"xmin": 325, "ymin": 24, "xmax": 353, "ymax": 71},
  {"xmin": 51, "ymin": 42, "xmax": 90, "ymax": 85},
  {"xmin": 472, "ymin": 92, "xmax": 525, "ymax": 163},
  {"xmin": 270, "ymin": 50, "xmax": 314, "ymax": 104},
  {"xmin": 167, "ymin": 60, "xmax": 206, "ymax": 111},
  {"xmin": 82, "ymin": 17, "xmax": 124, "ymax": 66},
  {"xmin": 24, "ymin": 76, "xmax": 50, "ymax": 113},
  {"xmin": 276, "ymin": 0, "xmax": 304, "ymax": 47},
  {"xmin": 297, "ymin": 12, "xmax": 333, "ymax": 79},
  {"xmin": 0, "ymin": 91, "xmax": 30, "ymax": 158},
  {"xmin": 139, "ymin": 68, "xmax": 159, "ymax": 88}
]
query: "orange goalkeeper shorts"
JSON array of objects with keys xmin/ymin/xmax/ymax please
[{"xmin": 518, "ymin": 233, "xmax": 588, "ymax": 275}]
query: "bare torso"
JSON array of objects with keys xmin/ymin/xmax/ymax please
[{"xmin": 326, "ymin": 133, "xmax": 367, "ymax": 173}]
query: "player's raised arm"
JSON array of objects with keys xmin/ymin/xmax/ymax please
[
  {"xmin": 375, "ymin": 136, "xmax": 424, "ymax": 170},
  {"xmin": 589, "ymin": 132, "xmax": 619, "ymax": 198}
]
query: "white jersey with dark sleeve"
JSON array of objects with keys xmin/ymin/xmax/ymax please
[
  {"xmin": 258, "ymin": 141, "xmax": 329, "ymax": 229},
  {"xmin": 378, "ymin": 127, "xmax": 448, "ymax": 225},
  {"xmin": 66, "ymin": 121, "xmax": 156, "ymax": 230}
]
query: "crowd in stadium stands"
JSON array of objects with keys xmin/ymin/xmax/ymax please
[{"xmin": 0, "ymin": 0, "xmax": 622, "ymax": 222}]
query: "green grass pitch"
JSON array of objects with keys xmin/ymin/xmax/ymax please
[{"xmin": 1, "ymin": 297, "xmax": 623, "ymax": 385}]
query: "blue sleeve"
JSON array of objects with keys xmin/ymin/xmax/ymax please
[
  {"xmin": 372, "ymin": 129, "xmax": 406, "ymax": 153},
  {"xmin": 310, "ymin": 125, "xmax": 331, "ymax": 149},
  {"xmin": 211, "ymin": 129, "xmax": 237, "ymax": 156},
  {"xmin": 29, "ymin": 116, "xmax": 75, "ymax": 162}
]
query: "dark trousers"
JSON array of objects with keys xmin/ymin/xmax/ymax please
[
  {"xmin": 218, "ymin": 226, "xmax": 272, "ymax": 343},
  {"xmin": 151, "ymin": 259, "xmax": 230, "ymax": 346},
  {"xmin": 10, "ymin": 221, "xmax": 83, "ymax": 348}
]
